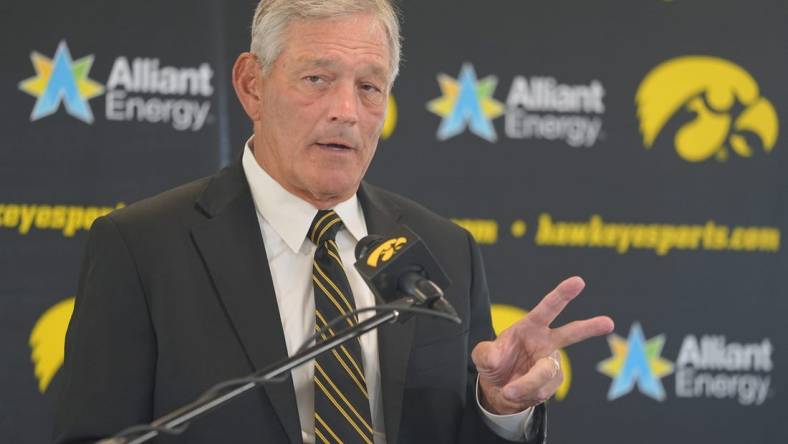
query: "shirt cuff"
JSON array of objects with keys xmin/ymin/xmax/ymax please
[{"xmin": 475, "ymin": 376, "xmax": 534, "ymax": 442}]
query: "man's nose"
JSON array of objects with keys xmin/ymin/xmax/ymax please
[{"xmin": 328, "ymin": 81, "xmax": 359, "ymax": 125}]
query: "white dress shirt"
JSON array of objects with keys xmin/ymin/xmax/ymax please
[{"xmin": 241, "ymin": 142, "xmax": 532, "ymax": 443}]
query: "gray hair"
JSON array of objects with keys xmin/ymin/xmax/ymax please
[{"xmin": 250, "ymin": 0, "xmax": 401, "ymax": 83}]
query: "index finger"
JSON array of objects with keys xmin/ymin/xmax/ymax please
[
  {"xmin": 526, "ymin": 276, "xmax": 585, "ymax": 327},
  {"xmin": 551, "ymin": 316, "xmax": 615, "ymax": 349}
]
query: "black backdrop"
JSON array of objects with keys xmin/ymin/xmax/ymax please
[{"xmin": 1, "ymin": 0, "xmax": 785, "ymax": 442}]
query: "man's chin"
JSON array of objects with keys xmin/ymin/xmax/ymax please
[{"xmin": 302, "ymin": 178, "xmax": 360, "ymax": 207}]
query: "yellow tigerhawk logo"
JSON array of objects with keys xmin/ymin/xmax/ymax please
[
  {"xmin": 29, "ymin": 297, "xmax": 75, "ymax": 393},
  {"xmin": 366, "ymin": 237, "xmax": 407, "ymax": 267},
  {"xmin": 381, "ymin": 95, "xmax": 397, "ymax": 140},
  {"xmin": 636, "ymin": 56, "xmax": 778, "ymax": 162},
  {"xmin": 491, "ymin": 304, "xmax": 571, "ymax": 401}
]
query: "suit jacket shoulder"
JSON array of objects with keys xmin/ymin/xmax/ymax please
[
  {"xmin": 360, "ymin": 181, "xmax": 472, "ymax": 253},
  {"xmin": 106, "ymin": 164, "xmax": 242, "ymax": 233}
]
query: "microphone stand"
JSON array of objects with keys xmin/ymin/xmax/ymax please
[{"xmin": 98, "ymin": 297, "xmax": 422, "ymax": 444}]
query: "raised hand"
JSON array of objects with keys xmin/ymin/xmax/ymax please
[{"xmin": 472, "ymin": 276, "xmax": 614, "ymax": 414}]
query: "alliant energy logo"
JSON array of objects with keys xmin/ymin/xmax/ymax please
[
  {"xmin": 19, "ymin": 40, "xmax": 215, "ymax": 132},
  {"xmin": 675, "ymin": 335, "xmax": 772, "ymax": 406},
  {"xmin": 636, "ymin": 55, "xmax": 778, "ymax": 162},
  {"xmin": 428, "ymin": 62, "xmax": 606, "ymax": 147},
  {"xmin": 427, "ymin": 63, "xmax": 505, "ymax": 143},
  {"xmin": 105, "ymin": 57, "xmax": 213, "ymax": 131},
  {"xmin": 506, "ymin": 75, "xmax": 605, "ymax": 147},
  {"xmin": 18, "ymin": 41, "xmax": 104, "ymax": 124},
  {"xmin": 597, "ymin": 323, "xmax": 674, "ymax": 401},
  {"xmin": 598, "ymin": 322, "xmax": 775, "ymax": 406}
]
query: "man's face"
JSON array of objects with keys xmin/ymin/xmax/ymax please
[{"xmin": 249, "ymin": 13, "xmax": 391, "ymax": 207}]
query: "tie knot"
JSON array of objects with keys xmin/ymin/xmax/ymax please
[{"xmin": 309, "ymin": 209, "xmax": 344, "ymax": 245}]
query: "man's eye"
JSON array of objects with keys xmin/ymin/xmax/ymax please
[
  {"xmin": 304, "ymin": 75, "xmax": 323, "ymax": 84},
  {"xmin": 361, "ymin": 83, "xmax": 381, "ymax": 93}
]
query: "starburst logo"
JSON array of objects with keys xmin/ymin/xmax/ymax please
[
  {"xmin": 18, "ymin": 41, "xmax": 105, "ymax": 124},
  {"xmin": 427, "ymin": 63, "xmax": 504, "ymax": 142},
  {"xmin": 597, "ymin": 322, "xmax": 674, "ymax": 401}
]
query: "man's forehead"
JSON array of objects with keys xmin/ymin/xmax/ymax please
[
  {"xmin": 280, "ymin": 15, "xmax": 390, "ymax": 70},
  {"xmin": 288, "ymin": 13, "xmax": 385, "ymax": 38}
]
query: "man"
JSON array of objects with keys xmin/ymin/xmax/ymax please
[{"xmin": 54, "ymin": 1, "xmax": 614, "ymax": 443}]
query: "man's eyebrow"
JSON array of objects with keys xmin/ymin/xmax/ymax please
[
  {"xmin": 363, "ymin": 64, "xmax": 388, "ymax": 81},
  {"xmin": 296, "ymin": 57, "xmax": 389, "ymax": 81}
]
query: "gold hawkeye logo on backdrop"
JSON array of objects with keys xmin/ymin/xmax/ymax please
[
  {"xmin": 636, "ymin": 56, "xmax": 778, "ymax": 162},
  {"xmin": 30, "ymin": 297, "xmax": 75, "ymax": 393},
  {"xmin": 366, "ymin": 237, "xmax": 407, "ymax": 267}
]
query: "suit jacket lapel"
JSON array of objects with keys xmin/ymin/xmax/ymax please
[
  {"xmin": 191, "ymin": 163, "xmax": 302, "ymax": 444},
  {"xmin": 359, "ymin": 183, "xmax": 416, "ymax": 444},
  {"xmin": 187, "ymin": 172, "xmax": 416, "ymax": 444}
]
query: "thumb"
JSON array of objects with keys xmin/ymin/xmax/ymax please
[{"xmin": 472, "ymin": 340, "xmax": 503, "ymax": 376}]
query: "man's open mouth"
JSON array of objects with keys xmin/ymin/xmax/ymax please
[{"xmin": 317, "ymin": 142, "xmax": 352, "ymax": 150}]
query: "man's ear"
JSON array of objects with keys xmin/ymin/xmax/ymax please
[{"xmin": 232, "ymin": 52, "xmax": 263, "ymax": 121}]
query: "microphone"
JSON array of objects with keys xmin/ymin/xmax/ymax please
[{"xmin": 354, "ymin": 226, "xmax": 459, "ymax": 321}]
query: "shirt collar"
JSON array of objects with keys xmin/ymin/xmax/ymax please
[{"xmin": 241, "ymin": 138, "xmax": 367, "ymax": 253}]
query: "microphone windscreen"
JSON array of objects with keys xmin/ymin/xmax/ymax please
[
  {"xmin": 355, "ymin": 234, "xmax": 384, "ymax": 261},
  {"xmin": 354, "ymin": 226, "xmax": 451, "ymax": 303}
]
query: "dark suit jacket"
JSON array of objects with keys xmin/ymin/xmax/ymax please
[{"xmin": 54, "ymin": 161, "xmax": 546, "ymax": 444}]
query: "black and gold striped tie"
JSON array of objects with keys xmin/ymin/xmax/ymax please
[{"xmin": 309, "ymin": 209, "xmax": 374, "ymax": 444}]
